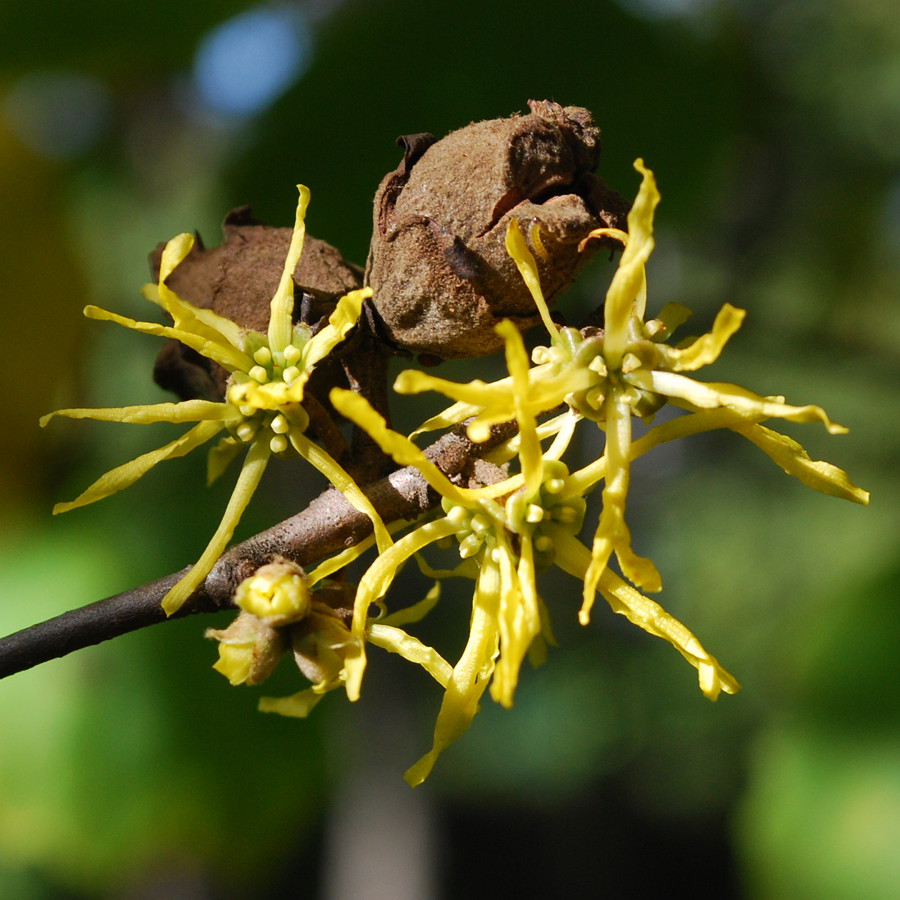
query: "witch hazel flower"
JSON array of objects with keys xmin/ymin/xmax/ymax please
[
  {"xmin": 42, "ymin": 186, "xmax": 390, "ymax": 615},
  {"xmin": 330, "ymin": 313, "xmax": 735, "ymax": 785},
  {"xmin": 509, "ymin": 160, "xmax": 868, "ymax": 612}
]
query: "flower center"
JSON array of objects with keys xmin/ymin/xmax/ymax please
[
  {"xmin": 224, "ymin": 329, "xmax": 313, "ymax": 454},
  {"xmin": 505, "ymin": 461, "xmax": 586, "ymax": 569}
]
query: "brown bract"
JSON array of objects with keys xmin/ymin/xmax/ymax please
[{"xmin": 366, "ymin": 99, "xmax": 630, "ymax": 359}]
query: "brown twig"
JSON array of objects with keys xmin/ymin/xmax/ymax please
[{"xmin": 0, "ymin": 424, "xmax": 515, "ymax": 680}]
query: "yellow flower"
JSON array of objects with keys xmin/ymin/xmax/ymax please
[
  {"xmin": 352, "ymin": 160, "xmax": 869, "ymax": 784},
  {"xmin": 42, "ymin": 187, "xmax": 390, "ymax": 615},
  {"xmin": 331, "ymin": 366, "xmax": 550, "ymax": 783},
  {"xmin": 335, "ymin": 316, "xmax": 743, "ymax": 784}
]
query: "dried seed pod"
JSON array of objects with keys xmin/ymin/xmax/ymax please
[
  {"xmin": 152, "ymin": 206, "xmax": 364, "ymax": 401},
  {"xmin": 366, "ymin": 99, "xmax": 630, "ymax": 359}
]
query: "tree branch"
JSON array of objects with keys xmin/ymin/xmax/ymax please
[{"xmin": 0, "ymin": 424, "xmax": 515, "ymax": 680}]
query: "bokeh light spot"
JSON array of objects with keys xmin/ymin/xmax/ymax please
[{"xmin": 192, "ymin": 5, "xmax": 312, "ymax": 119}]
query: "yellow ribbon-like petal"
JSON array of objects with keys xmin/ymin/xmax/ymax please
[
  {"xmin": 378, "ymin": 581, "xmax": 441, "ymax": 627},
  {"xmin": 51, "ymin": 419, "xmax": 226, "ymax": 514},
  {"xmin": 330, "ymin": 388, "xmax": 471, "ymax": 507},
  {"xmin": 602, "ymin": 160, "xmax": 659, "ymax": 366},
  {"xmin": 405, "ymin": 560, "xmax": 501, "ymax": 786},
  {"xmin": 583, "ymin": 391, "xmax": 662, "ymax": 602},
  {"xmin": 345, "ymin": 517, "xmax": 459, "ymax": 702},
  {"xmin": 41, "ymin": 399, "xmax": 234, "ymax": 427},
  {"xmin": 505, "ymin": 218, "xmax": 557, "ymax": 337},
  {"xmin": 497, "ymin": 319, "xmax": 544, "ymax": 497},
  {"xmin": 162, "ymin": 438, "xmax": 271, "ymax": 615},
  {"xmin": 288, "ymin": 427, "xmax": 391, "ymax": 554},
  {"xmin": 554, "ymin": 533, "xmax": 739, "ymax": 700},
  {"xmin": 85, "ymin": 304, "xmax": 252, "ymax": 373},
  {"xmin": 206, "ymin": 436, "xmax": 243, "ymax": 486},
  {"xmin": 258, "ymin": 689, "xmax": 327, "ymax": 718},
  {"xmin": 490, "ymin": 532, "xmax": 542, "ymax": 709},
  {"xmin": 367, "ymin": 622, "xmax": 452, "ymax": 687},
  {"xmin": 597, "ymin": 569, "xmax": 741, "ymax": 700},
  {"xmin": 658, "ymin": 304, "xmax": 746, "ymax": 372},
  {"xmin": 645, "ymin": 371, "xmax": 848, "ymax": 434},
  {"xmin": 268, "ymin": 185, "xmax": 310, "ymax": 354},
  {"xmin": 150, "ymin": 232, "xmax": 250, "ymax": 365},
  {"xmin": 298, "ymin": 287, "xmax": 371, "ymax": 373}
]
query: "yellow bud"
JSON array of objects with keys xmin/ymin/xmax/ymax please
[
  {"xmin": 206, "ymin": 612, "xmax": 287, "ymax": 685},
  {"xmin": 234, "ymin": 559, "xmax": 311, "ymax": 625}
]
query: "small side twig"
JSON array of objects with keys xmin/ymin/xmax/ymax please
[{"xmin": 0, "ymin": 423, "xmax": 515, "ymax": 680}]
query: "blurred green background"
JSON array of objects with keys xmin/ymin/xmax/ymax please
[{"xmin": 1, "ymin": 0, "xmax": 897, "ymax": 897}]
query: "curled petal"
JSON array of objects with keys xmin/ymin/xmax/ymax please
[
  {"xmin": 732, "ymin": 422, "xmax": 869, "ymax": 504},
  {"xmin": 602, "ymin": 160, "xmax": 660, "ymax": 365},
  {"xmin": 596, "ymin": 569, "xmax": 741, "ymax": 701},
  {"xmin": 150, "ymin": 232, "xmax": 249, "ymax": 361},
  {"xmin": 299, "ymin": 287, "xmax": 371, "ymax": 373},
  {"xmin": 658, "ymin": 304, "xmax": 746, "ymax": 372},
  {"xmin": 344, "ymin": 518, "xmax": 460, "ymax": 702},
  {"xmin": 579, "ymin": 226, "xmax": 628, "ymax": 252},
  {"xmin": 505, "ymin": 219, "xmax": 557, "ymax": 337},
  {"xmin": 367, "ymin": 622, "xmax": 452, "ymax": 688}
]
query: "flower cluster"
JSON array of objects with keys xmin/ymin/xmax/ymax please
[
  {"xmin": 329, "ymin": 159, "xmax": 868, "ymax": 783},
  {"xmin": 42, "ymin": 187, "xmax": 390, "ymax": 615},
  {"xmin": 45, "ymin": 162, "xmax": 868, "ymax": 785}
]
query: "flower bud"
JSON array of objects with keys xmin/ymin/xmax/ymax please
[
  {"xmin": 206, "ymin": 612, "xmax": 287, "ymax": 686},
  {"xmin": 234, "ymin": 559, "xmax": 311, "ymax": 625}
]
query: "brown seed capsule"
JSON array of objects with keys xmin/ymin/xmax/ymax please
[{"xmin": 366, "ymin": 99, "xmax": 630, "ymax": 359}]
